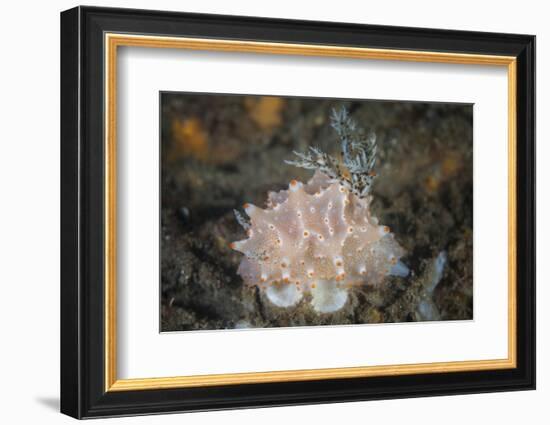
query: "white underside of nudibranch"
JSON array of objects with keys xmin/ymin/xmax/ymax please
[{"xmin": 231, "ymin": 170, "xmax": 407, "ymax": 313}]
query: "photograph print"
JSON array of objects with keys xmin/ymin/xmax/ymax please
[{"xmin": 160, "ymin": 93, "xmax": 473, "ymax": 332}]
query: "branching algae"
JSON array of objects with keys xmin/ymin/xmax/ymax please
[{"xmin": 231, "ymin": 108, "xmax": 409, "ymax": 313}]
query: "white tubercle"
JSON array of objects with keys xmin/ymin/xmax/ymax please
[
  {"xmin": 243, "ymin": 203, "xmax": 256, "ymax": 215},
  {"xmin": 282, "ymin": 270, "xmax": 291, "ymax": 282}
]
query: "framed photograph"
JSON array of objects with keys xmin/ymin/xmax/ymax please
[{"xmin": 60, "ymin": 6, "xmax": 535, "ymax": 419}]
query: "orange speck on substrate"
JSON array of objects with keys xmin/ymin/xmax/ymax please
[
  {"xmin": 369, "ymin": 171, "xmax": 377, "ymax": 177},
  {"xmin": 169, "ymin": 117, "xmax": 209, "ymax": 162},
  {"xmin": 311, "ymin": 283, "xmax": 316, "ymax": 289},
  {"xmin": 245, "ymin": 96, "xmax": 284, "ymax": 131},
  {"xmin": 425, "ymin": 175, "xmax": 439, "ymax": 192},
  {"xmin": 281, "ymin": 262, "xmax": 287, "ymax": 268},
  {"xmin": 442, "ymin": 155, "xmax": 460, "ymax": 177},
  {"xmin": 335, "ymin": 260, "xmax": 343, "ymax": 267},
  {"xmin": 384, "ymin": 226, "xmax": 390, "ymax": 233},
  {"xmin": 290, "ymin": 179, "xmax": 298, "ymax": 187},
  {"xmin": 303, "ymin": 230, "xmax": 310, "ymax": 237},
  {"xmin": 229, "ymin": 242, "xmax": 236, "ymax": 249},
  {"xmin": 243, "ymin": 203, "xmax": 250, "ymax": 209},
  {"xmin": 283, "ymin": 277, "xmax": 290, "ymax": 283}
]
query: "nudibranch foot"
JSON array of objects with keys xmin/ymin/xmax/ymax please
[
  {"xmin": 310, "ymin": 279, "xmax": 348, "ymax": 313},
  {"xmin": 265, "ymin": 283, "xmax": 303, "ymax": 308},
  {"xmin": 389, "ymin": 260, "xmax": 410, "ymax": 278}
]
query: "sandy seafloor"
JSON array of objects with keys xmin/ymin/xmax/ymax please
[{"xmin": 160, "ymin": 93, "xmax": 473, "ymax": 332}]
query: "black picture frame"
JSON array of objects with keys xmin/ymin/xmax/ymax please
[{"xmin": 60, "ymin": 5, "xmax": 535, "ymax": 419}]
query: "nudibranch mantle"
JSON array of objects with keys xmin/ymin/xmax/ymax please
[
  {"xmin": 231, "ymin": 108, "xmax": 408, "ymax": 313},
  {"xmin": 231, "ymin": 170, "xmax": 407, "ymax": 313}
]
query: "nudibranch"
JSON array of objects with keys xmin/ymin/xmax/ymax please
[{"xmin": 231, "ymin": 108, "xmax": 408, "ymax": 313}]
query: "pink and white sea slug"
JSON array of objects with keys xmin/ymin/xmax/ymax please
[{"xmin": 230, "ymin": 170, "xmax": 409, "ymax": 313}]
